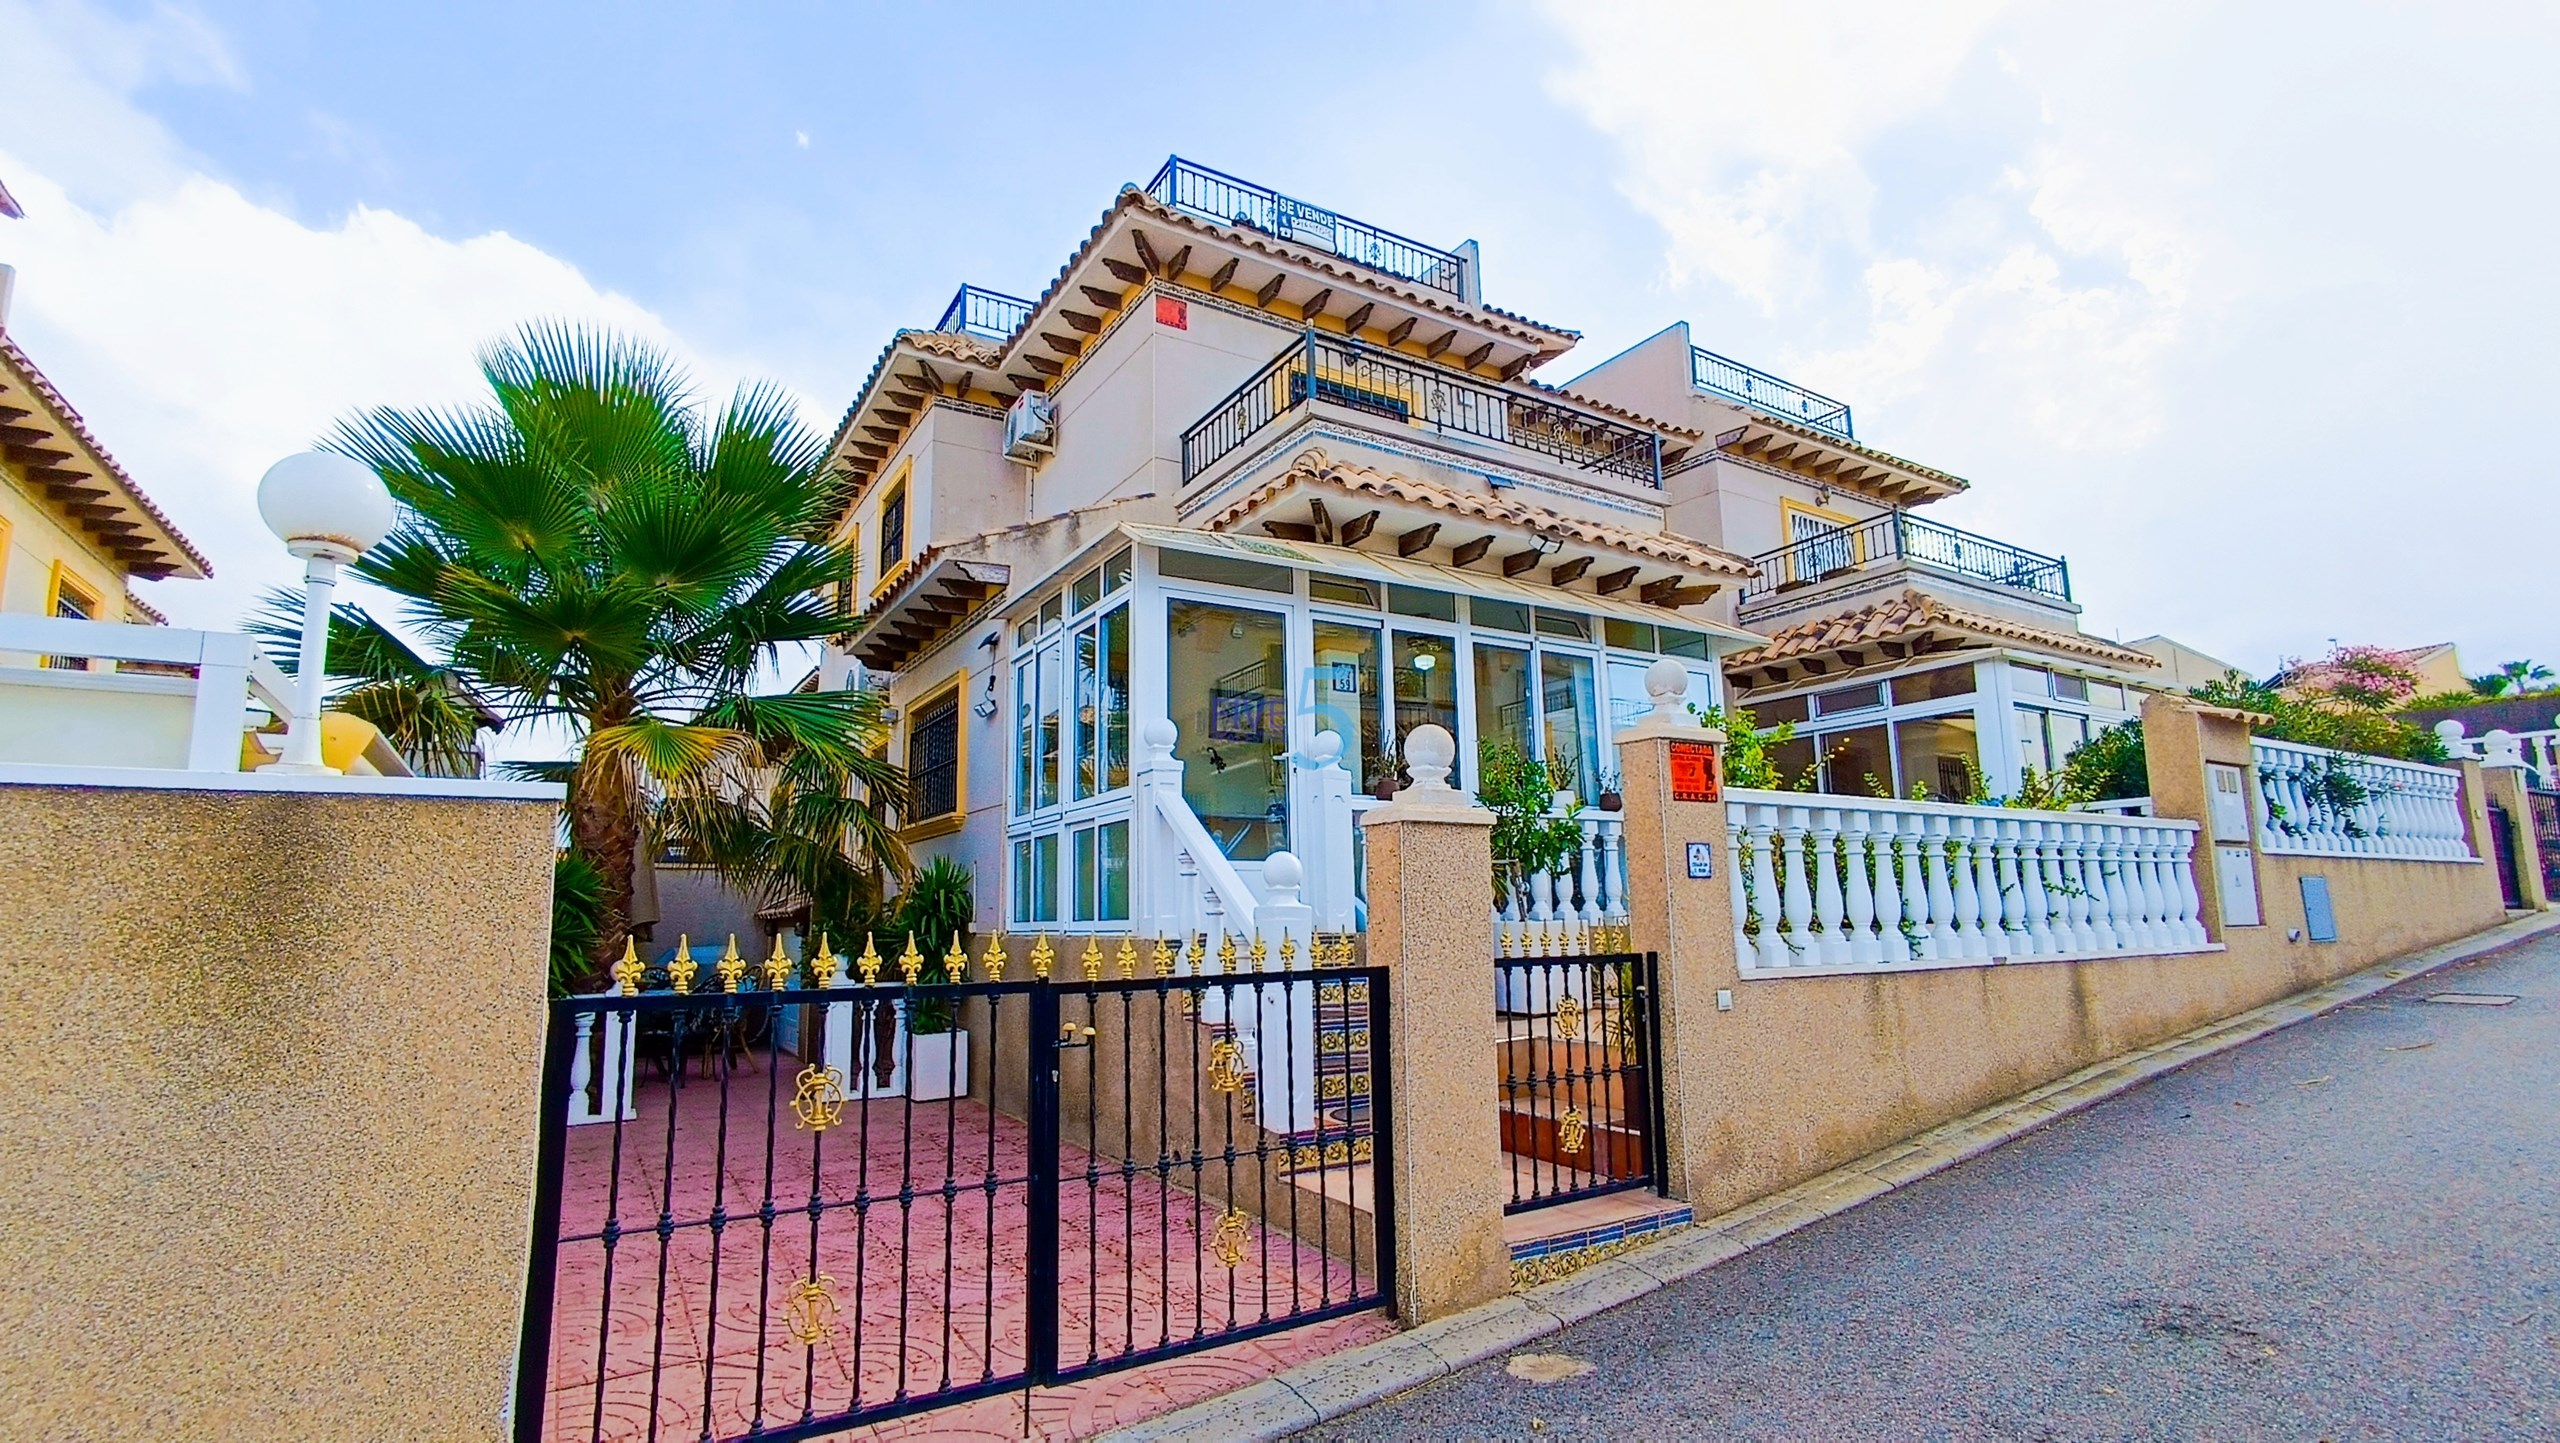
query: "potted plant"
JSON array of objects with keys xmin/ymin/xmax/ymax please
[
  {"xmin": 1596, "ymin": 766, "xmax": 1624, "ymax": 813},
  {"xmin": 1478, "ymin": 739, "xmax": 1587, "ymax": 915},
  {"xmin": 891, "ymin": 856, "xmax": 974, "ymax": 1101}
]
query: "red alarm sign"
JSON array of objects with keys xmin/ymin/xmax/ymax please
[
  {"xmin": 1669, "ymin": 740, "xmax": 1720, "ymax": 803},
  {"xmin": 1154, "ymin": 295, "xmax": 1190, "ymax": 330}
]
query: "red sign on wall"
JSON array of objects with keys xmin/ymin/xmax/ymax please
[
  {"xmin": 1670, "ymin": 741, "xmax": 1721, "ymax": 803},
  {"xmin": 1154, "ymin": 295, "xmax": 1189, "ymax": 330}
]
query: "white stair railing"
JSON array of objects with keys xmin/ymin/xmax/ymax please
[
  {"xmin": 1492, "ymin": 800, "xmax": 1630, "ymax": 956},
  {"xmin": 1723, "ymin": 789, "xmax": 2209, "ymax": 976},
  {"xmin": 1132, "ymin": 716, "xmax": 1324, "ymax": 1137}
]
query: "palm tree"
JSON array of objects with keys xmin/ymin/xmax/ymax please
[{"xmin": 328, "ymin": 322, "xmax": 904, "ymax": 977}]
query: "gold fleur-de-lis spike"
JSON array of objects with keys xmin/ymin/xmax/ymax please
[
  {"xmin": 1186, "ymin": 933, "xmax": 1208, "ymax": 974},
  {"xmin": 668, "ymin": 935, "xmax": 698, "ymax": 995},
  {"xmin": 980, "ymin": 933, "xmax": 1008, "ymax": 982},
  {"xmin": 944, "ymin": 931, "xmax": 969, "ymax": 982},
  {"xmin": 1152, "ymin": 936, "xmax": 1176, "ymax": 978},
  {"xmin": 1080, "ymin": 935, "xmax": 1103, "ymax": 981},
  {"xmin": 716, "ymin": 935, "xmax": 748, "ymax": 994},
  {"xmin": 1217, "ymin": 931, "xmax": 1239, "ymax": 974},
  {"xmin": 1116, "ymin": 936, "xmax": 1139, "ymax": 979},
  {"xmin": 1030, "ymin": 934, "xmax": 1055, "ymax": 981},
  {"xmin": 612, "ymin": 937, "xmax": 644, "ymax": 996},
  {"xmin": 898, "ymin": 933, "xmax": 925, "ymax": 986},
  {"xmin": 856, "ymin": 932, "xmax": 883, "ymax": 985},
  {"xmin": 810, "ymin": 934, "xmax": 839, "ymax": 987},
  {"xmin": 1249, "ymin": 934, "xmax": 1269, "ymax": 972},
  {"xmin": 763, "ymin": 936, "xmax": 795, "ymax": 991},
  {"xmin": 1279, "ymin": 934, "xmax": 1297, "ymax": 968}
]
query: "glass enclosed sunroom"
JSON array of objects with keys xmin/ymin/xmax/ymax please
[{"xmin": 996, "ymin": 524, "xmax": 1753, "ymax": 932}]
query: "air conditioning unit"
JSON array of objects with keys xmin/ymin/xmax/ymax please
[{"xmin": 1004, "ymin": 390, "xmax": 1057, "ymax": 461}]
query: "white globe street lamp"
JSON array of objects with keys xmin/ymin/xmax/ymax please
[{"xmin": 257, "ymin": 452, "xmax": 396, "ymax": 773}]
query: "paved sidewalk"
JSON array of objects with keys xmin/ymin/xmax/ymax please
[{"xmin": 1106, "ymin": 911, "xmax": 2560, "ymax": 1442}]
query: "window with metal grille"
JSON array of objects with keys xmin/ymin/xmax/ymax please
[
  {"xmin": 878, "ymin": 482, "xmax": 907, "ymax": 578},
  {"xmin": 909, "ymin": 687, "xmax": 961, "ymax": 821}
]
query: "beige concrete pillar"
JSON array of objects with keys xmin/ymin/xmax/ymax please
[
  {"xmin": 0, "ymin": 778, "xmax": 558, "ymax": 1443},
  {"xmin": 1359, "ymin": 724, "xmax": 1509, "ymax": 1322},
  {"xmin": 1611, "ymin": 659, "xmax": 1738, "ymax": 1207},
  {"xmin": 2142, "ymin": 694, "xmax": 2257, "ymax": 939}
]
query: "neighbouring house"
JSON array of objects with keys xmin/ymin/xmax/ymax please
[
  {"xmin": 2271, "ymin": 641, "xmax": 2467, "ymax": 704},
  {"xmin": 2128, "ymin": 634, "xmax": 2244, "ymax": 692},
  {"xmin": 811, "ymin": 157, "xmax": 2186, "ymax": 937},
  {"xmin": 0, "ymin": 254, "xmax": 416, "ymax": 776}
]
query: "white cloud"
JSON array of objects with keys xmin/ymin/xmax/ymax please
[
  {"xmin": 1538, "ymin": 0, "xmax": 2560, "ymax": 669},
  {"xmin": 0, "ymin": 0, "xmax": 771, "ymax": 645}
]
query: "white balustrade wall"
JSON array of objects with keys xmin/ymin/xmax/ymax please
[
  {"xmin": 1722, "ymin": 789, "xmax": 2210, "ymax": 976},
  {"xmin": 1491, "ymin": 802, "xmax": 1632, "ymax": 956},
  {"xmin": 2251, "ymin": 737, "xmax": 2473, "ymax": 861},
  {"xmin": 2433, "ymin": 717, "xmax": 2560, "ymax": 791}
]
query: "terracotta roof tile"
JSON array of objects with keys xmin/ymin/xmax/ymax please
[
  {"xmin": 1203, "ymin": 447, "xmax": 1757, "ymax": 581},
  {"xmin": 1730, "ymin": 589, "xmax": 2158, "ymax": 671}
]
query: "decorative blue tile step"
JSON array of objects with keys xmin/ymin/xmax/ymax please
[{"xmin": 1508, "ymin": 1202, "xmax": 1694, "ymax": 1264}]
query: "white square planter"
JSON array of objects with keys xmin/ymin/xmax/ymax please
[{"xmin": 905, "ymin": 1030, "xmax": 971, "ymax": 1101}]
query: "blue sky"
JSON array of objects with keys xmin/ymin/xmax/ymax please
[{"xmin": 4, "ymin": 0, "xmax": 2557, "ymax": 687}]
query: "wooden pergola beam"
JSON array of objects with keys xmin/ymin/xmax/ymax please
[{"xmin": 1396, "ymin": 522, "xmax": 1440, "ymax": 557}]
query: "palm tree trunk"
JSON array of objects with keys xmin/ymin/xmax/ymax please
[{"xmin": 570, "ymin": 757, "xmax": 642, "ymax": 987}]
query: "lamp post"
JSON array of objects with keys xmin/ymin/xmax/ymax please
[{"xmin": 256, "ymin": 452, "xmax": 395, "ymax": 774}]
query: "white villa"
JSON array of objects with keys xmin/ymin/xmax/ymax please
[{"xmin": 816, "ymin": 158, "xmax": 2168, "ymax": 937}]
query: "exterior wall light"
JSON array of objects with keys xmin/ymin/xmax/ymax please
[{"xmin": 256, "ymin": 451, "xmax": 396, "ymax": 774}]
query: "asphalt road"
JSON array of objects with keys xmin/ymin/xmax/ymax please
[{"xmin": 1305, "ymin": 934, "xmax": 2560, "ymax": 1442}]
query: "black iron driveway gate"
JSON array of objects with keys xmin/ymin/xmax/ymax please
[{"xmin": 513, "ymin": 949, "xmax": 1391, "ymax": 1442}]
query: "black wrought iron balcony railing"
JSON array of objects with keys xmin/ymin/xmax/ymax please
[
  {"xmin": 933, "ymin": 284, "xmax": 1035, "ymax": 341},
  {"xmin": 1182, "ymin": 331, "xmax": 1662, "ymax": 487},
  {"xmin": 1147, "ymin": 156, "xmax": 1470, "ymax": 300},
  {"xmin": 1742, "ymin": 511, "xmax": 2069, "ymax": 605},
  {"xmin": 1691, "ymin": 346, "xmax": 1854, "ymax": 439}
]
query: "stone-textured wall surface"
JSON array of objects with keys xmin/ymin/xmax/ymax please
[{"xmin": 0, "ymin": 783, "xmax": 555, "ymax": 1443}]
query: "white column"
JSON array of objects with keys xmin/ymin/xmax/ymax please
[
  {"xmin": 1811, "ymin": 807, "xmax": 1850, "ymax": 966},
  {"xmin": 1842, "ymin": 810, "xmax": 1880, "ymax": 964},
  {"xmin": 1780, "ymin": 805, "xmax": 1814, "ymax": 967},
  {"xmin": 1726, "ymin": 804, "xmax": 1753, "ymax": 968},
  {"xmin": 1922, "ymin": 813, "xmax": 1959, "ymax": 958},
  {"xmin": 1992, "ymin": 819, "xmax": 2025, "ymax": 957},
  {"xmin": 2017, "ymin": 818, "xmax": 2054, "ymax": 955},
  {"xmin": 1601, "ymin": 815, "xmax": 1629, "ymax": 924},
  {"xmin": 1750, "ymin": 806, "xmax": 1789, "ymax": 971},
  {"xmin": 1949, "ymin": 819, "xmax": 1986, "ymax": 958},
  {"xmin": 1871, "ymin": 811, "xmax": 1909, "ymax": 963},
  {"xmin": 566, "ymin": 1011, "xmax": 598, "ymax": 1123},
  {"xmin": 1577, "ymin": 813, "xmax": 1606, "ymax": 928}
]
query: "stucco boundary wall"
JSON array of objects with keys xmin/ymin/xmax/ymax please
[
  {"xmin": 0, "ymin": 774, "xmax": 560, "ymax": 1443},
  {"xmin": 1620, "ymin": 694, "xmax": 2523, "ymax": 1222}
]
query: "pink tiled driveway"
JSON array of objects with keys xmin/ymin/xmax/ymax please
[{"xmin": 540, "ymin": 1058, "xmax": 1390, "ymax": 1441}]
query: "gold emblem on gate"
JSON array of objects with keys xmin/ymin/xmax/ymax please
[
  {"xmin": 1206, "ymin": 1039, "xmax": 1249, "ymax": 1095},
  {"xmin": 791, "ymin": 1065, "xmax": 848, "ymax": 1132},
  {"xmin": 783, "ymin": 1273, "xmax": 840, "ymax": 1344},
  {"xmin": 1209, "ymin": 1208, "xmax": 1252, "ymax": 1268},
  {"xmin": 1557, "ymin": 1105, "xmax": 1590, "ymax": 1158},
  {"xmin": 1553, "ymin": 996, "xmax": 1583, "ymax": 1037}
]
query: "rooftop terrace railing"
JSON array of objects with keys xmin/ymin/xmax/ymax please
[
  {"xmin": 1742, "ymin": 510, "xmax": 2069, "ymax": 606},
  {"xmin": 1182, "ymin": 331, "xmax": 1662, "ymax": 487},
  {"xmin": 933, "ymin": 283, "xmax": 1035, "ymax": 341},
  {"xmin": 1147, "ymin": 156, "xmax": 1469, "ymax": 300},
  {"xmin": 1691, "ymin": 346, "xmax": 1854, "ymax": 439}
]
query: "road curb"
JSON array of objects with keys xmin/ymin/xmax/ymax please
[{"xmin": 1098, "ymin": 911, "xmax": 2560, "ymax": 1443}]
